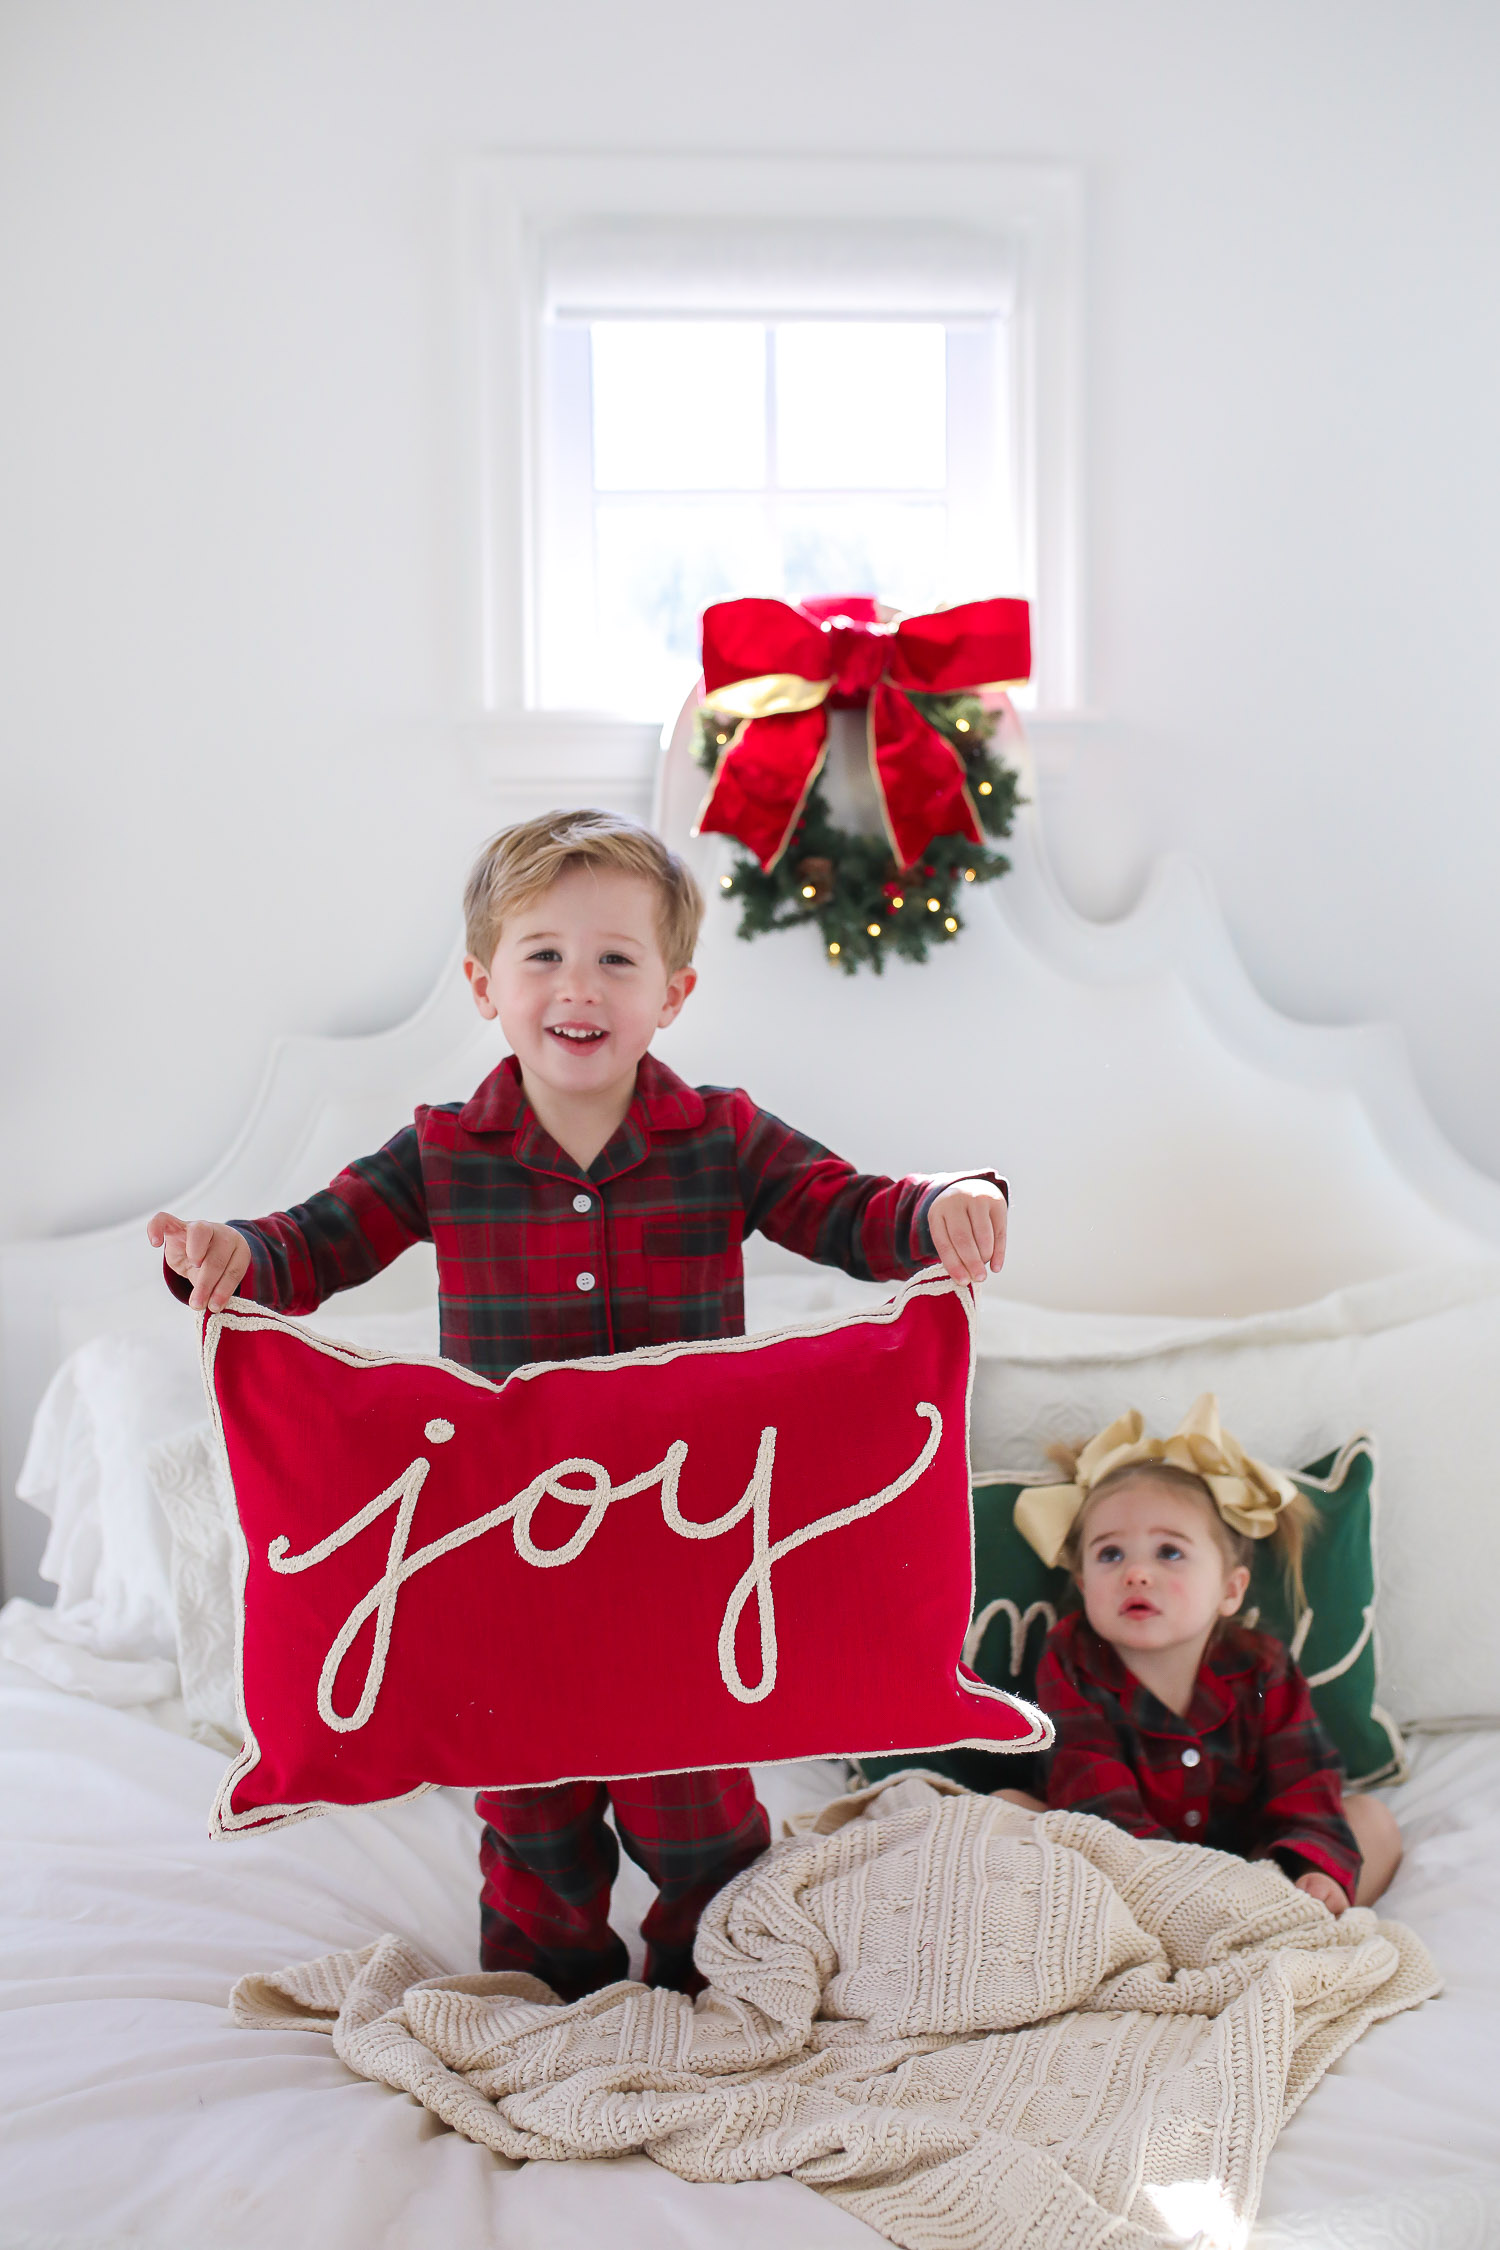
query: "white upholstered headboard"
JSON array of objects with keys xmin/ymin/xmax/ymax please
[{"xmin": 4, "ymin": 730, "xmax": 1498, "ymax": 1602}]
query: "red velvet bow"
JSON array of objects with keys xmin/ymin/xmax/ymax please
[{"xmin": 692, "ymin": 593, "xmax": 1031, "ymax": 873}]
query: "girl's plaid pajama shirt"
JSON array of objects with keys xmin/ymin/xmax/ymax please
[{"xmin": 1037, "ymin": 1612, "xmax": 1362, "ymax": 1899}]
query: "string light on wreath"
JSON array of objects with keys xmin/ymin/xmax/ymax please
[{"xmin": 688, "ymin": 594, "xmax": 1030, "ymax": 976}]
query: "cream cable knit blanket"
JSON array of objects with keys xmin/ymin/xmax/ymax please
[{"xmin": 231, "ymin": 1778, "xmax": 1439, "ymax": 2250}]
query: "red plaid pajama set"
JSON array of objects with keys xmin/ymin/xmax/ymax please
[
  {"xmin": 172, "ymin": 1051, "xmax": 987, "ymax": 1997},
  {"xmin": 1037, "ymin": 1612, "xmax": 1362, "ymax": 1899}
]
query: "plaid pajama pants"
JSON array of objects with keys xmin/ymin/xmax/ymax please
[{"xmin": 476, "ymin": 1768, "xmax": 771, "ymax": 1999}]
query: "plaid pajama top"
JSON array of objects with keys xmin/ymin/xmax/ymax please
[
  {"xmin": 1036, "ymin": 1612, "xmax": 1361, "ymax": 1898},
  {"xmin": 187, "ymin": 1052, "xmax": 991, "ymax": 1379}
]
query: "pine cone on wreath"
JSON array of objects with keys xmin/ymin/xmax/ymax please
[{"xmin": 793, "ymin": 857, "xmax": 836, "ymax": 907}]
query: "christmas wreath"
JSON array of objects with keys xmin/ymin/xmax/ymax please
[
  {"xmin": 690, "ymin": 691, "xmax": 1020, "ymax": 974},
  {"xmin": 689, "ymin": 594, "xmax": 1030, "ymax": 975}
]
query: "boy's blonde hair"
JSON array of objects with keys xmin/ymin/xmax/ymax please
[{"xmin": 463, "ymin": 809, "xmax": 705, "ymax": 975}]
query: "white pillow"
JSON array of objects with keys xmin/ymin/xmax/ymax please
[
  {"xmin": 14, "ymin": 1327, "xmax": 203, "ymax": 1665},
  {"xmin": 967, "ymin": 1260, "xmax": 1500, "ymax": 1726},
  {"xmin": 146, "ymin": 1423, "xmax": 242, "ymax": 1752}
]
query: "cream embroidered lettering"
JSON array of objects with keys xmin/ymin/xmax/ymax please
[{"xmin": 266, "ymin": 1407, "xmax": 942, "ymax": 1732}]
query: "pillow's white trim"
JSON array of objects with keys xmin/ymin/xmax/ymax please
[
  {"xmin": 1347, "ymin": 1704, "xmax": 1408, "ymax": 1791},
  {"xmin": 1303, "ymin": 1605, "xmax": 1374, "ymax": 1690}
]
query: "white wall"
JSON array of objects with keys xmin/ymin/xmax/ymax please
[{"xmin": 2, "ymin": 0, "xmax": 1498, "ymax": 1247}]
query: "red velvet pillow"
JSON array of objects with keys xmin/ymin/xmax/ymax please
[{"xmin": 202, "ymin": 1270, "xmax": 1047, "ymax": 1836}]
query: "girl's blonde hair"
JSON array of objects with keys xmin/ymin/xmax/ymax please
[
  {"xmin": 463, "ymin": 809, "xmax": 705, "ymax": 974},
  {"xmin": 1046, "ymin": 1444, "xmax": 1314, "ymax": 1615}
]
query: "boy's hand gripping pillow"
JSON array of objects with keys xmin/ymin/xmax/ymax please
[{"xmin": 200, "ymin": 1268, "xmax": 1048, "ymax": 1835}]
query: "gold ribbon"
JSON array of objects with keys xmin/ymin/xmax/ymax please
[
  {"xmin": 706, "ymin": 670, "xmax": 1027, "ymax": 722},
  {"xmin": 1012, "ymin": 1393, "xmax": 1300, "ymax": 1569},
  {"xmin": 705, "ymin": 673, "xmax": 833, "ymax": 721}
]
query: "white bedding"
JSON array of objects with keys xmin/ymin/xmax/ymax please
[{"xmin": 0, "ymin": 1663, "xmax": 1495, "ymax": 2249}]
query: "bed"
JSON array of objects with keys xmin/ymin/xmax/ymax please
[{"xmin": 2, "ymin": 749, "xmax": 1498, "ymax": 2247}]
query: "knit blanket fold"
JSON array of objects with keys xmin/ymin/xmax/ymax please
[{"xmin": 231, "ymin": 1777, "xmax": 1439, "ymax": 2250}]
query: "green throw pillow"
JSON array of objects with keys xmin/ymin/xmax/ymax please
[
  {"xmin": 855, "ymin": 1434, "xmax": 1404, "ymax": 1795},
  {"xmin": 1245, "ymin": 1438, "xmax": 1404, "ymax": 1787}
]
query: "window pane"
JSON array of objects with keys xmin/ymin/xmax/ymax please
[
  {"xmin": 775, "ymin": 324, "xmax": 946, "ymax": 491},
  {"xmin": 591, "ymin": 323, "xmax": 766, "ymax": 491},
  {"xmin": 594, "ymin": 499, "xmax": 777, "ymax": 714},
  {"xmin": 779, "ymin": 499, "xmax": 947, "ymax": 617}
]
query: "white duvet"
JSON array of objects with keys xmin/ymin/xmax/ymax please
[{"xmin": 0, "ymin": 1665, "xmax": 1496, "ymax": 2250}]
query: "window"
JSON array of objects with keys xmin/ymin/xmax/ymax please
[
  {"xmin": 543, "ymin": 316, "xmax": 1017, "ymax": 718},
  {"xmin": 468, "ymin": 157, "xmax": 1083, "ymax": 721}
]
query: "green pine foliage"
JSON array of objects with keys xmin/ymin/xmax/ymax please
[{"xmin": 693, "ymin": 692, "xmax": 1022, "ymax": 974}]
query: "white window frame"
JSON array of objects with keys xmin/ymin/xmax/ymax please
[{"xmin": 461, "ymin": 153, "xmax": 1084, "ymax": 729}]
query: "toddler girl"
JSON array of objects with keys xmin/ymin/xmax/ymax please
[{"xmin": 1004, "ymin": 1395, "xmax": 1401, "ymax": 1913}]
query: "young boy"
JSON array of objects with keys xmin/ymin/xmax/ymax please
[{"xmin": 149, "ymin": 808, "xmax": 1008, "ymax": 1999}]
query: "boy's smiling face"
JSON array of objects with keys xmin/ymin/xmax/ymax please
[
  {"xmin": 464, "ymin": 864, "xmax": 696, "ymax": 1120},
  {"xmin": 1077, "ymin": 1474, "xmax": 1250, "ymax": 1666}
]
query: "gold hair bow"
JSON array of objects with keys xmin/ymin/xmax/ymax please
[{"xmin": 1012, "ymin": 1393, "xmax": 1299, "ymax": 1570}]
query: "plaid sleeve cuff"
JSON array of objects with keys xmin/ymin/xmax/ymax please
[{"xmin": 1266, "ymin": 1833, "xmax": 1361, "ymax": 1900}]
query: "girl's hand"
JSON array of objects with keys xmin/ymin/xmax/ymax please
[
  {"xmin": 147, "ymin": 1212, "xmax": 251, "ymax": 1311},
  {"xmin": 928, "ymin": 1179, "xmax": 1008, "ymax": 1286},
  {"xmin": 1296, "ymin": 1869, "xmax": 1349, "ymax": 1916}
]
